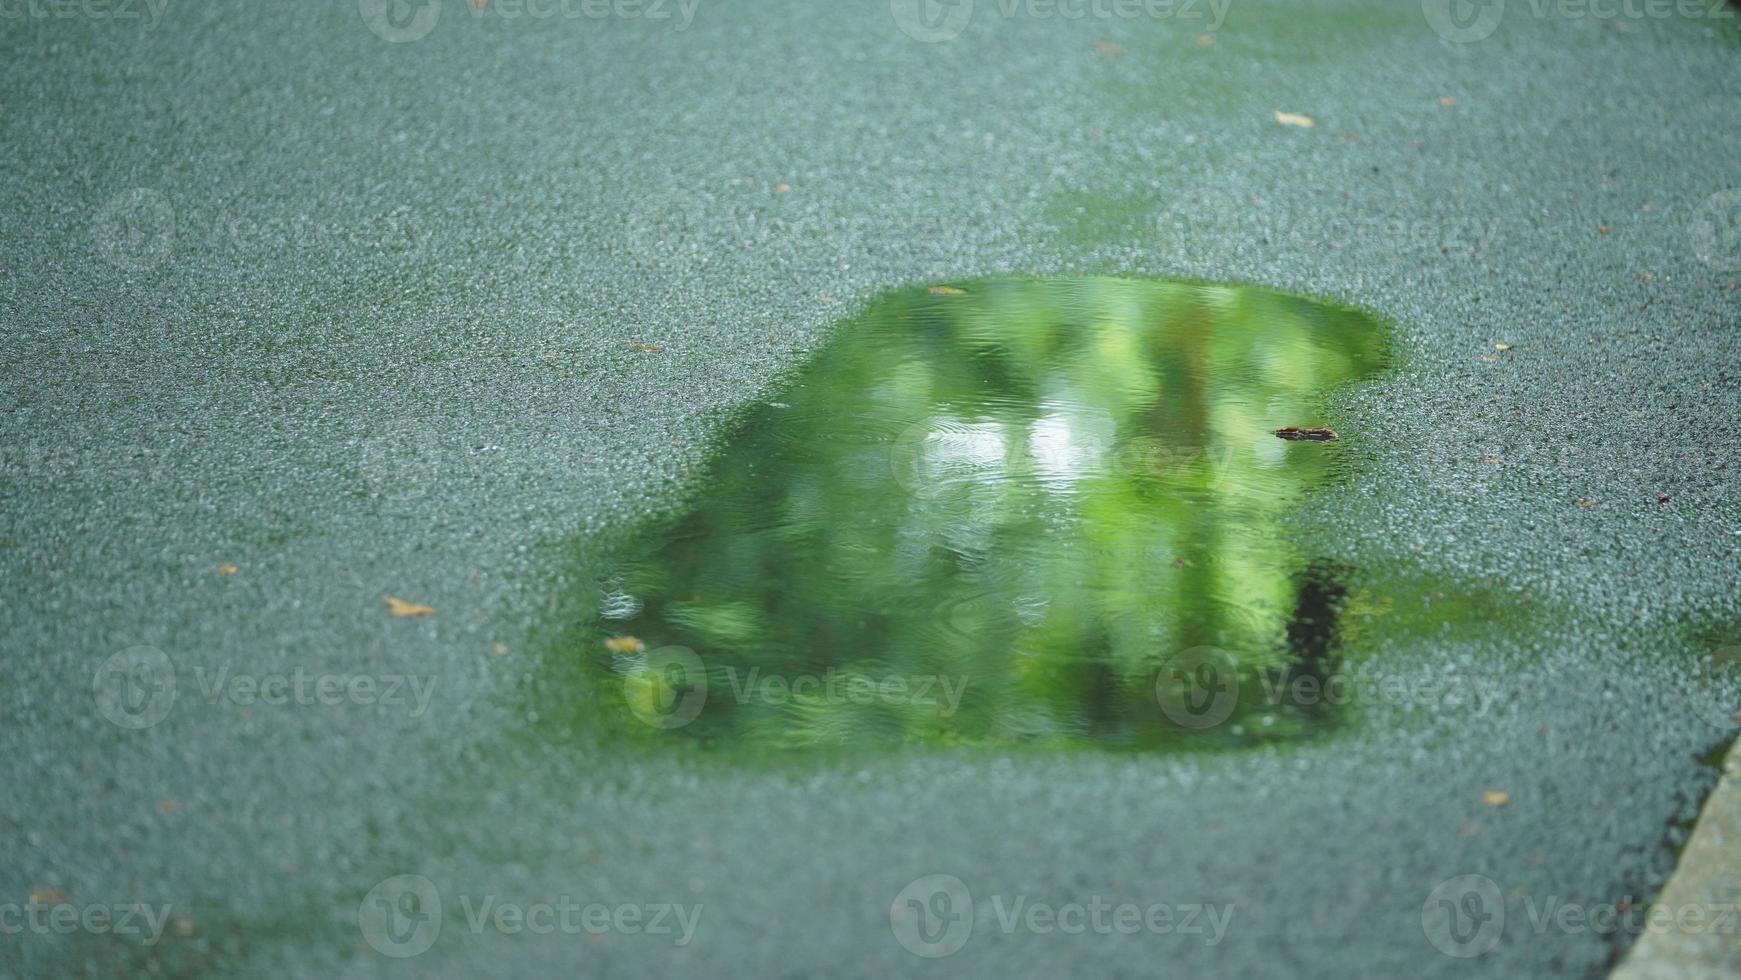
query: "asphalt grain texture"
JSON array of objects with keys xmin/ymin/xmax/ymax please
[{"xmin": 2, "ymin": 0, "xmax": 1740, "ymax": 976}]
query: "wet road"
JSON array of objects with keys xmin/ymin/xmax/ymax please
[{"xmin": 2, "ymin": 1, "xmax": 1740, "ymax": 976}]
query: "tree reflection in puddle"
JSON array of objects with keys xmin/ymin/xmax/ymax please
[{"xmin": 576, "ymin": 278, "xmax": 1394, "ymax": 750}]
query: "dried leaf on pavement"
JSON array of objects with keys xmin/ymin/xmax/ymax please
[{"xmin": 385, "ymin": 596, "xmax": 436, "ymax": 617}]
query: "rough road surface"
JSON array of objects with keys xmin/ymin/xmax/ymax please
[{"xmin": 2, "ymin": 1, "xmax": 1739, "ymax": 976}]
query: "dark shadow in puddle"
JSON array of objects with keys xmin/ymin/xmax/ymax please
[{"xmin": 543, "ymin": 277, "xmax": 1406, "ymax": 751}]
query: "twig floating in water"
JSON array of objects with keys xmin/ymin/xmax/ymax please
[{"xmin": 1274, "ymin": 427, "xmax": 1338, "ymax": 442}]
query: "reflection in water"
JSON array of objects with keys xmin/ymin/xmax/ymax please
[{"xmin": 586, "ymin": 278, "xmax": 1389, "ymax": 749}]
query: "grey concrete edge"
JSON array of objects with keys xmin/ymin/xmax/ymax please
[{"xmin": 1611, "ymin": 738, "xmax": 1741, "ymax": 980}]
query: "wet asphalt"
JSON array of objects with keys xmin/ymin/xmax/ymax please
[{"xmin": 2, "ymin": 0, "xmax": 1740, "ymax": 976}]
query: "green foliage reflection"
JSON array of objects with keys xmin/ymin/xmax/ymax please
[{"xmin": 595, "ymin": 278, "xmax": 1388, "ymax": 749}]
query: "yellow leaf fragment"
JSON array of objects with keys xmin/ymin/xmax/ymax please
[
  {"xmin": 217, "ymin": 564, "xmax": 239, "ymax": 575},
  {"xmin": 384, "ymin": 596, "xmax": 436, "ymax": 617},
  {"xmin": 1274, "ymin": 111, "xmax": 1315, "ymax": 128},
  {"xmin": 629, "ymin": 342, "xmax": 662, "ymax": 353},
  {"xmin": 29, "ymin": 889, "xmax": 66, "ymax": 905},
  {"xmin": 927, "ymin": 286, "xmax": 966, "ymax": 295},
  {"xmin": 1482, "ymin": 790, "xmax": 1510, "ymax": 807},
  {"xmin": 604, "ymin": 635, "xmax": 645, "ymax": 655},
  {"xmin": 1575, "ymin": 498, "xmax": 1599, "ymax": 508},
  {"xmin": 1494, "ymin": 343, "xmax": 1512, "ymax": 351},
  {"xmin": 1193, "ymin": 34, "xmax": 1213, "ymax": 46},
  {"xmin": 774, "ymin": 183, "xmax": 792, "ymax": 193}
]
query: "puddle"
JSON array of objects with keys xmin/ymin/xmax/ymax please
[{"xmin": 573, "ymin": 278, "xmax": 1395, "ymax": 750}]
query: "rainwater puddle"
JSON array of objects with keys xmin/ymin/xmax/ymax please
[{"xmin": 581, "ymin": 277, "xmax": 1398, "ymax": 750}]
